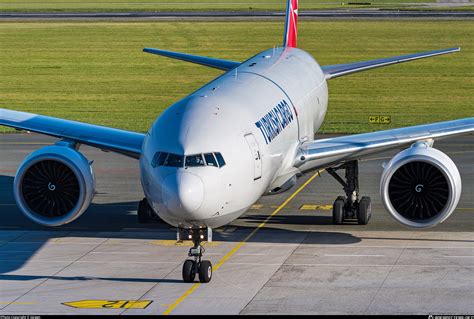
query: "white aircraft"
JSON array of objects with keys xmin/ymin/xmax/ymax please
[{"xmin": 1, "ymin": 0, "xmax": 473, "ymax": 283}]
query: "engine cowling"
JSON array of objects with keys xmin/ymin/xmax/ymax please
[
  {"xmin": 380, "ymin": 141, "xmax": 461, "ymax": 228},
  {"xmin": 13, "ymin": 145, "xmax": 95, "ymax": 226}
]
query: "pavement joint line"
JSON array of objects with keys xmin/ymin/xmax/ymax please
[
  {"xmin": 0, "ymin": 234, "xmax": 21, "ymax": 248},
  {"xmin": 120, "ymin": 258, "xmax": 183, "ymax": 315},
  {"xmin": 89, "ymin": 251, "xmax": 150, "ymax": 255},
  {"xmin": 240, "ymin": 233, "xmax": 311, "ymax": 314},
  {"xmin": 443, "ymin": 255, "xmax": 474, "ymax": 258},
  {"xmin": 363, "ymin": 236, "xmax": 407, "ymax": 313},
  {"xmin": 324, "ymin": 254, "xmax": 385, "ymax": 257},
  {"xmin": 0, "ymin": 238, "xmax": 105, "ymax": 311},
  {"xmin": 161, "ymin": 169, "xmax": 323, "ymax": 315},
  {"xmin": 278, "ymin": 263, "xmax": 474, "ymax": 268},
  {"xmin": 0, "ymin": 260, "xmax": 180, "ymax": 264},
  {"xmin": 4, "ymin": 241, "xmax": 109, "ymax": 245}
]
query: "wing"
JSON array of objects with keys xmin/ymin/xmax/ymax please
[
  {"xmin": 0, "ymin": 109, "xmax": 145, "ymax": 159},
  {"xmin": 143, "ymin": 48, "xmax": 240, "ymax": 71},
  {"xmin": 294, "ymin": 118, "xmax": 474, "ymax": 172},
  {"xmin": 322, "ymin": 47, "xmax": 460, "ymax": 80}
]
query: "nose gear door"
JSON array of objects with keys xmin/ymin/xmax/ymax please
[{"xmin": 244, "ymin": 133, "xmax": 262, "ymax": 181}]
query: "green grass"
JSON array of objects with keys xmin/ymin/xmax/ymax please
[
  {"xmin": 1, "ymin": 20, "xmax": 473, "ymax": 134},
  {"xmin": 0, "ymin": 0, "xmax": 454, "ymax": 13}
]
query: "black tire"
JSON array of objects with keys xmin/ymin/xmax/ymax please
[
  {"xmin": 358, "ymin": 196, "xmax": 371, "ymax": 225},
  {"xmin": 198, "ymin": 260, "xmax": 212, "ymax": 283},
  {"xmin": 182, "ymin": 260, "xmax": 196, "ymax": 283},
  {"xmin": 138, "ymin": 198, "xmax": 160, "ymax": 224},
  {"xmin": 333, "ymin": 198, "xmax": 345, "ymax": 225},
  {"xmin": 137, "ymin": 199, "xmax": 150, "ymax": 224}
]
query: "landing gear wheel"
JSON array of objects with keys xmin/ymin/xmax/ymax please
[
  {"xmin": 358, "ymin": 196, "xmax": 371, "ymax": 225},
  {"xmin": 333, "ymin": 196, "xmax": 345, "ymax": 225},
  {"xmin": 182, "ymin": 259, "xmax": 196, "ymax": 283},
  {"xmin": 179, "ymin": 228, "xmax": 213, "ymax": 283},
  {"xmin": 137, "ymin": 198, "xmax": 157, "ymax": 224},
  {"xmin": 198, "ymin": 260, "xmax": 212, "ymax": 283}
]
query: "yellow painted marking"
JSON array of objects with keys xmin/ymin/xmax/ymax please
[
  {"xmin": 149, "ymin": 240, "xmax": 220, "ymax": 247},
  {"xmin": 457, "ymin": 207, "xmax": 474, "ymax": 211},
  {"xmin": 62, "ymin": 300, "xmax": 153, "ymax": 309},
  {"xmin": 368, "ymin": 115, "xmax": 391, "ymax": 124},
  {"xmin": 162, "ymin": 169, "xmax": 323, "ymax": 315},
  {"xmin": 300, "ymin": 204, "xmax": 332, "ymax": 211},
  {"xmin": 250, "ymin": 204, "xmax": 263, "ymax": 210}
]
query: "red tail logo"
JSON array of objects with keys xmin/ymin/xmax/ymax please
[{"xmin": 283, "ymin": 0, "xmax": 298, "ymax": 47}]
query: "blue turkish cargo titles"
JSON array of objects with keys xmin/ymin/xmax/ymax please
[{"xmin": 255, "ymin": 100, "xmax": 294, "ymax": 144}]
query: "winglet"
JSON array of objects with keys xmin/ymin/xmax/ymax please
[{"xmin": 283, "ymin": 0, "xmax": 298, "ymax": 47}]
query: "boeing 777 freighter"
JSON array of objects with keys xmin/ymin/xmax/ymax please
[{"xmin": 1, "ymin": 0, "xmax": 473, "ymax": 283}]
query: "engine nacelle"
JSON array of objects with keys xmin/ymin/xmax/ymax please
[
  {"xmin": 13, "ymin": 145, "xmax": 95, "ymax": 226},
  {"xmin": 380, "ymin": 141, "xmax": 461, "ymax": 228}
]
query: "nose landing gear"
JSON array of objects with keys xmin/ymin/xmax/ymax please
[{"xmin": 180, "ymin": 228, "xmax": 213, "ymax": 283}]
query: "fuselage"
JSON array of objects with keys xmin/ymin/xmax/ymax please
[{"xmin": 139, "ymin": 47, "xmax": 328, "ymax": 229}]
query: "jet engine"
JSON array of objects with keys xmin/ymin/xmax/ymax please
[
  {"xmin": 380, "ymin": 141, "xmax": 461, "ymax": 228},
  {"xmin": 13, "ymin": 145, "xmax": 95, "ymax": 226}
]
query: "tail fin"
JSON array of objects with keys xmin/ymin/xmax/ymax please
[{"xmin": 283, "ymin": 0, "xmax": 298, "ymax": 47}]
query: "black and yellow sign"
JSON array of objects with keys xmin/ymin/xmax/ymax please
[
  {"xmin": 368, "ymin": 115, "xmax": 391, "ymax": 124},
  {"xmin": 63, "ymin": 300, "xmax": 153, "ymax": 309}
]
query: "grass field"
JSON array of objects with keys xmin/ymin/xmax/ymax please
[
  {"xmin": 4, "ymin": 0, "xmax": 473, "ymax": 13},
  {"xmin": 1, "ymin": 20, "xmax": 473, "ymax": 134}
]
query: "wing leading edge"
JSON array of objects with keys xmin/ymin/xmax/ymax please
[
  {"xmin": 143, "ymin": 48, "xmax": 240, "ymax": 71},
  {"xmin": 322, "ymin": 47, "xmax": 460, "ymax": 80},
  {"xmin": 0, "ymin": 109, "xmax": 145, "ymax": 159},
  {"xmin": 294, "ymin": 117, "xmax": 474, "ymax": 172}
]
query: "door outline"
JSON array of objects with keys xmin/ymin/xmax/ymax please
[{"xmin": 244, "ymin": 133, "xmax": 262, "ymax": 181}]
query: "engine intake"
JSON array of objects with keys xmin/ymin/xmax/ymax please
[
  {"xmin": 380, "ymin": 142, "xmax": 461, "ymax": 228},
  {"xmin": 14, "ymin": 145, "xmax": 95, "ymax": 226}
]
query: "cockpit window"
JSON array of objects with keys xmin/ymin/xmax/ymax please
[
  {"xmin": 215, "ymin": 152, "xmax": 226, "ymax": 167},
  {"xmin": 185, "ymin": 154, "xmax": 205, "ymax": 167},
  {"xmin": 152, "ymin": 151, "xmax": 225, "ymax": 168},
  {"xmin": 151, "ymin": 152, "xmax": 168, "ymax": 168},
  {"xmin": 204, "ymin": 153, "xmax": 217, "ymax": 167},
  {"xmin": 163, "ymin": 153, "xmax": 184, "ymax": 167}
]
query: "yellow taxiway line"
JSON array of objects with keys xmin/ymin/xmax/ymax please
[{"xmin": 162, "ymin": 169, "xmax": 323, "ymax": 315}]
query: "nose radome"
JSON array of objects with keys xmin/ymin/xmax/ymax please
[{"xmin": 162, "ymin": 171, "xmax": 204, "ymax": 216}]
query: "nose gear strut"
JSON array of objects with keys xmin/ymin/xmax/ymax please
[{"xmin": 179, "ymin": 227, "xmax": 213, "ymax": 283}]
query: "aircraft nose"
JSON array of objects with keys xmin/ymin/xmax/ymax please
[{"xmin": 162, "ymin": 171, "xmax": 204, "ymax": 216}]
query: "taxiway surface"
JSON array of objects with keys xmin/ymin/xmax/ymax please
[{"xmin": 0, "ymin": 133, "xmax": 473, "ymax": 315}]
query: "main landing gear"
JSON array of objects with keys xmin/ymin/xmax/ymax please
[
  {"xmin": 179, "ymin": 228, "xmax": 213, "ymax": 283},
  {"xmin": 326, "ymin": 160, "xmax": 372, "ymax": 225},
  {"xmin": 137, "ymin": 198, "xmax": 161, "ymax": 224}
]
